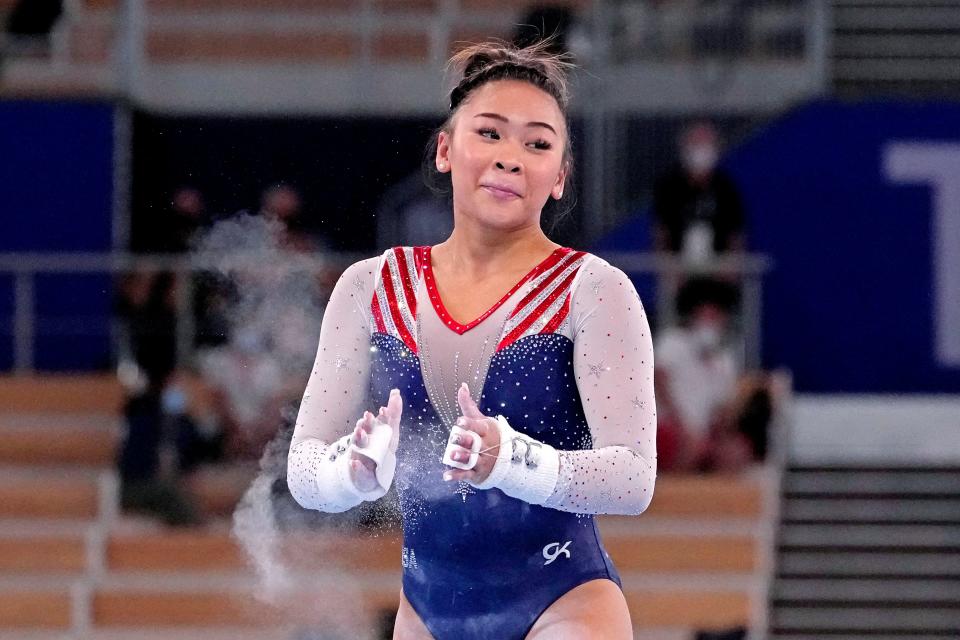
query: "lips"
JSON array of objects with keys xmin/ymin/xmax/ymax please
[{"xmin": 480, "ymin": 183, "xmax": 522, "ymax": 199}]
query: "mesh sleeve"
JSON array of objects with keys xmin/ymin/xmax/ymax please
[
  {"xmin": 542, "ymin": 257, "xmax": 658, "ymax": 515},
  {"xmin": 287, "ymin": 256, "xmax": 381, "ymax": 510}
]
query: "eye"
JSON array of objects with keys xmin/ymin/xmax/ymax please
[
  {"xmin": 478, "ymin": 127, "xmax": 500, "ymax": 140},
  {"xmin": 528, "ymin": 139, "xmax": 552, "ymax": 151}
]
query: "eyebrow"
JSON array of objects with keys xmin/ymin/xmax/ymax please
[{"xmin": 474, "ymin": 112, "xmax": 557, "ymax": 135}]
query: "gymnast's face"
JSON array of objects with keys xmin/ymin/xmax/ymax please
[{"xmin": 436, "ymin": 79, "xmax": 567, "ymax": 231}]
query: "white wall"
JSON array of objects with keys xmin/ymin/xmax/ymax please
[{"xmin": 790, "ymin": 395, "xmax": 960, "ymax": 464}]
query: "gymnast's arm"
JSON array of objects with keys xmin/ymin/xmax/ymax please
[
  {"xmin": 466, "ymin": 258, "xmax": 657, "ymax": 515},
  {"xmin": 286, "ymin": 257, "xmax": 386, "ymax": 513},
  {"xmin": 541, "ymin": 259, "xmax": 657, "ymax": 515}
]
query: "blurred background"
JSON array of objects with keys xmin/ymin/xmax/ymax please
[{"xmin": 1, "ymin": 0, "xmax": 959, "ymax": 639}]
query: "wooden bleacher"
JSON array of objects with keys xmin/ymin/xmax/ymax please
[
  {"xmin": 0, "ymin": 0, "xmax": 526, "ymax": 99},
  {"xmin": 0, "ymin": 375, "xmax": 776, "ymax": 639}
]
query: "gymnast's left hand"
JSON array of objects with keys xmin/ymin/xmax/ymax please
[{"xmin": 443, "ymin": 383, "xmax": 500, "ymax": 484}]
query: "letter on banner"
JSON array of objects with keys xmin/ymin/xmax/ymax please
[{"xmin": 884, "ymin": 142, "xmax": 960, "ymax": 368}]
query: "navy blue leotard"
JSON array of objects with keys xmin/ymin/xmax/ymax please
[{"xmin": 290, "ymin": 245, "xmax": 657, "ymax": 639}]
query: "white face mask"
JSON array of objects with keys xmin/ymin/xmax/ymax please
[
  {"xmin": 161, "ymin": 385, "xmax": 187, "ymax": 415},
  {"xmin": 683, "ymin": 145, "xmax": 718, "ymax": 174},
  {"xmin": 234, "ymin": 328, "xmax": 263, "ymax": 355},
  {"xmin": 692, "ymin": 323, "xmax": 723, "ymax": 352}
]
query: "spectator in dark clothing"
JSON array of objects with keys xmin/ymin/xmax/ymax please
[
  {"xmin": 259, "ymin": 183, "xmax": 320, "ymax": 253},
  {"xmin": 115, "ymin": 272, "xmax": 219, "ymax": 526},
  {"xmin": 5, "ymin": 0, "xmax": 61, "ymax": 36},
  {"xmin": 653, "ymin": 120, "xmax": 745, "ymax": 263},
  {"xmin": 3, "ymin": 0, "xmax": 61, "ymax": 63},
  {"xmin": 157, "ymin": 186, "xmax": 207, "ymax": 254},
  {"xmin": 115, "ymin": 272, "xmax": 177, "ymax": 385}
]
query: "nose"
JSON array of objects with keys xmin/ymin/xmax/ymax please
[{"xmin": 495, "ymin": 159, "xmax": 521, "ymax": 174}]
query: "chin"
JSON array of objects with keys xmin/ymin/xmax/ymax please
[
  {"xmin": 485, "ymin": 214, "xmax": 539, "ymax": 232},
  {"xmin": 454, "ymin": 193, "xmax": 542, "ymax": 230}
]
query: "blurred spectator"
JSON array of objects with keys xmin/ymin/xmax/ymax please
[
  {"xmin": 115, "ymin": 272, "xmax": 177, "ymax": 385},
  {"xmin": 2, "ymin": 0, "xmax": 62, "ymax": 61},
  {"xmin": 652, "ymin": 120, "xmax": 745, "ymax": 264},
  {"xmin": 124, "ymin": 185, "xmax": 217, "ymax": 346},
  {"xmin": 157, "ymin": 186, "xmax": 207, "ymax": 253},
  {"xmin": 194, "ymin": 190, "xmax": 328, "ymax": 460},
  {"xmin": 132, "ymin": 185, "xmax": 208, "ymax": 254},
  {"xmin": 115, "ymin": 272, "xmax": 222, "ymax": 526},
  {"xmin": 5, "ymin": 0, "xmax": 61, "ymax": 36},
  {"xmin": 654, "ymin": 277, "xmax": 770, "ymax": 473},
  {"xmin": 259, "ymin": 183, "xmax": 318, "ymax": 253},
  {"xmin": 376, "ymin": 172, "xmax": 452, "ymax": 249},
  {"xmin": 198, "ymin": 327, "xmax": 302, "ymax": 460}
]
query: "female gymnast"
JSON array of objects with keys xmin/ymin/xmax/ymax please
[{"xmin": 287, "ymin": 40, "xmax": 657, "ymax": 640}]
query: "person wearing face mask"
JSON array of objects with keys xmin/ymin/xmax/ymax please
[
  {"xmin": 653, "ymin": 278, "xmax": 756, "ymax": 473},
  {"xmin": 652, "ymin": 120, "xmax": 746, "ymax": 265}
]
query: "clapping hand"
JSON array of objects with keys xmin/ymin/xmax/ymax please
[
  {"xmin": 442, "ymin": 383, "xmax": 501, "ymax": 485},
  {"xmin": 349, "ymin": 388, "xmax": 402, "ymax": 493}
]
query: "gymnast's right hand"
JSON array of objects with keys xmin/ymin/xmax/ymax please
[{"xmin": 349, "ymin": 388, "xmax": 402, "ymax": 493}]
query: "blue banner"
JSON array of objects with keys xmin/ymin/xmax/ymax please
[
  {"xmin": 725, "ymin": 99, "xmax": 960, "ymax": 392},
  {"xmin": 0, "ymin": 101, "xmax": 114, "ymax": 370}
]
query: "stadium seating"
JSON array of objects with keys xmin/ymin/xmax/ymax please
[{"xmin": 0, "ymin": 374, "xmax": 777, "ymax": 639}]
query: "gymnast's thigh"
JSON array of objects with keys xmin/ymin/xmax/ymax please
[
  {"xmin": 393, "ymin": 589, "xmax": 434, "ymax": 640},
  {"xmin": 525, "ymin": 578, "xmax": 632, "ymax": 640}
]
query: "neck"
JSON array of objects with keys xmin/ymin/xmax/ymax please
[
  {"xmin": 687, "ymin": 169, "xmax": 712, "ymax": 186},
  {"xmin": 432, "ymin": 210, "xmax": 559, "ymax": 279}
]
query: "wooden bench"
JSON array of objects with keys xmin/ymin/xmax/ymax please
[
  {"xmin": 0, "ymin": 476, "xmax": 99, "ymax": 519},
  {"xmin": 0, "ymin": 591, "xmax": 72, "ymax": 629},
  {"xmin": 0, "ymin": 375, "xmax": 124, "ymax": 414},
  {"xmin": 0, "ymin": 424, "xmax": 117, "ymax": 466},
  {"xmin": 0, "ymin": 535, "xmax": 86, "ymax": 573}
]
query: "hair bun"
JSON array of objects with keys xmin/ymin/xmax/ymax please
[
  {"xmin": 462, "ymin": 52, "xmax": 495, "ymax": 78},
  {"xmin": 446, "ymin": 39, "xmax": 574, "ymax": 112}
]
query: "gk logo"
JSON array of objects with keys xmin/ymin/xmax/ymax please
[{"xmin": 542, "ymin": 541, "xmax": 572, "ymax": 565}]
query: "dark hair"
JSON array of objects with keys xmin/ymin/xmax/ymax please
[
  {"xmin": 423, "ymin": 39, "xmax": 577, "ymax": 234},
  {"xmin": 676, "ymin": 277, "xmax": 741, "ymax": 320}
]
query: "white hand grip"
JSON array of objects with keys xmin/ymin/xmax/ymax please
[
  {"xmin": 349, "ymin": 420, "xmax": 396, "ymax": 491},
  {"xmin": 442, "ymin": 426, "xmax": 482, "ymax": 470}
]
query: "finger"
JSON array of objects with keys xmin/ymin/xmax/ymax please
[
  {"xmin": 452, "ymin": 431, "xmax": 474, "ymax": 449},
  {"xmin": 385, "ymin": 388, "xmax": 403, "ymax": 428},
  {"xmin": 361, "ymin": 411, "xmax": 376, "ymax": 432},
  {"xmin": 458, "ymin": 416, "xmax": 488, "ymax": 438},
  {"xmin": 353, "ymin": 419, "xmax": 369, "ymax": 443},
  {"xmin": 457, "ymin": 383, "xmax": 485, "ymax": 419},
  {"xmin": 353, "ymin": 424, "xmax": 368, "ymax": 447},
  {"xmin": 443, "ymin": 468, "xmax": 476, "ymax": 483},
  {"xmin": 448, "ymin": 446, "xmax": 474, "ymax": 463}
]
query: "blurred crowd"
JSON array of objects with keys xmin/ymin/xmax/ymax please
[
  {"xmin": 650, "ymin": 120, "xmax": 773, "ymax": 475},
  {"xmin": 114, "ymin": 183, "xmax": 336, "ymax": 525}
]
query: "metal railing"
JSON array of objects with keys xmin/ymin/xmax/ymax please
[{"xmin": 0, "ymin": 250, "xmax": 771, "ymax": 374}]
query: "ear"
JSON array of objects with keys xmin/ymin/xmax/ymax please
[
  {"xmin": 436, "ymin": 131, "xmax": 451, "ymax": 173},
  {"xmin": 551, "ymin": 162, "xmax": 568, "ymax": 200}
]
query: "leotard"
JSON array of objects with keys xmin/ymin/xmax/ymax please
[{"xmin": 289, "ymin": 245, "xmax": 657, "ymax": 639}]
